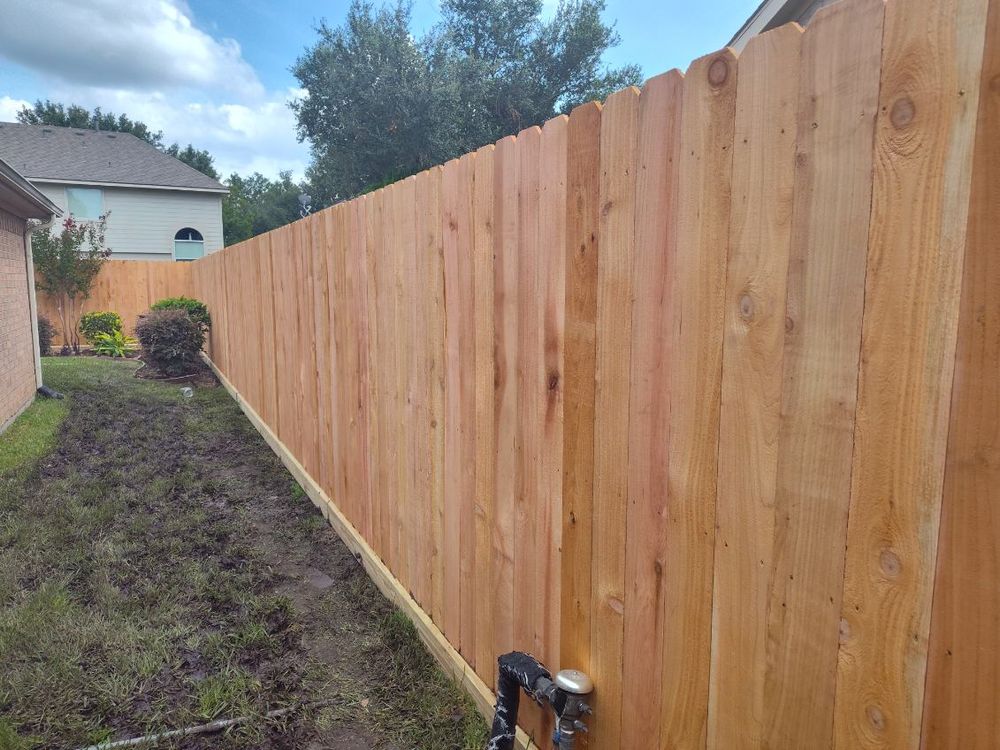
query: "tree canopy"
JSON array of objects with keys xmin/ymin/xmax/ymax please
[
  {"xmin": 222, "ymin": 171, "xmax": 307, "ymax": 246},
  {"xmin": 292, "ymin": 0, "xmax": 640, "ymax": 203}
]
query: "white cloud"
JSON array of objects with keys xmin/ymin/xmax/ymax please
[
  {"xmin": 0, "ymin": 1, "xmax": 309, "ymax": 180},
  {"xmin": 0, "ymin": 96, "xmax": 30, "ymax": 122},
  {"xmin": 45, "ymin": 85, "xmax": 310, "ymax": 180},
  {"xmin": 0, "ymin": 0, "xmax": 262, "ymax": 97}
]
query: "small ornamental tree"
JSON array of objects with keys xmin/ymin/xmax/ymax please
[{"xmin": 32, "ymin": 215, "xmax": 112, "ymax": 354}]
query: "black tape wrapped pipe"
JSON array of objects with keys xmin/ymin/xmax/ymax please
[{"xmin": 487, "ymin": 652, "xmax": 551, "ymax": 750}]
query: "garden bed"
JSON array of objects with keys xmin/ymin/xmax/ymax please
[{"xmin": 0, "ymin": 358, "xmax": 486, "ymax": 750}]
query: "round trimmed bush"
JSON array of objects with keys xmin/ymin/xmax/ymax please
[
  {"xmin": 135, "ymin": 309, "xmax": 205, "ymax": 376},
  {"xmin": 150, "ymin": 297, "xmax": 211, "ymax": 333},
  {"xmin": 79, "ymin": 311, "xmax": 123, "ymax": 345}
]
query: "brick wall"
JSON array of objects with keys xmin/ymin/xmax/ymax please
[{"xmin": 0, "ymin": 208, "xmax": 36, "ymax": 432}]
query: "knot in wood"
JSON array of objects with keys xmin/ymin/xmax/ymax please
[
  {"xmin": 708, "ymin": 57, "xmax": 729, "ymax": 87},
  {"xmin": 879, "ymin": 548, "xmax": 902, "ymax": 578},
  {"xmin": 866, "ymin": 705, "xmax": 886, "ymax": 732},
  {"xmin": 890, "ymin": 96, "xmax": 915, "ymax": 129}
]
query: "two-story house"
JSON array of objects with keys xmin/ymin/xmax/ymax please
[{"xmin": 0, "ymin": 123, "xmax": 227, "ymax": 261}]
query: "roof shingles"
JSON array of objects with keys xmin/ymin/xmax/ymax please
[{"xmin": 0, "ymin": 123, "xmax": 227, "ymax": 193}]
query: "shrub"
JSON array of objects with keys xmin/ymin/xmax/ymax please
[
  {"xmin": 150, "ymin": 297, "xmax": 211, "ymax": 333},
  {"xmin": 79, "ymin": 311, "xmax": 123, "ymax": 345},
  {"xmin": 92, "ymin": 329, "xmax": 136, "ymax": 358},
  {"xmin": 135, "ymin": 309, "xmax": 205, "ymax": 376},
  {"xmin": 37, "ymin": 315, "xmax": 57, "ymax": 356},
  {"xmin": 32, "ymin": 214, "xmax": 111, "ymax": 354}
]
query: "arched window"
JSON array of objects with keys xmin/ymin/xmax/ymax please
[{"xmin": 174, "ymin": 227, "xmax": 204, "ymax": 261}]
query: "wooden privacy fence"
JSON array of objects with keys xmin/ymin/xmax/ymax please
[
  {"xmin": 38, "ymin": 260, "xmax": 192, "ymax": 345},
  {"xmin": 54, "ymin": 0, "xmax": 1000, "ymax": 745}
]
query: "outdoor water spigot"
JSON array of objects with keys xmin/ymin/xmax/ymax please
[
  {"xmin": 487, "ymin": 653, "xmax": 595, "ymax": 750},
  {"xmin": 548, "ymin": 669, "xmax": 594, "ymax": 749}
]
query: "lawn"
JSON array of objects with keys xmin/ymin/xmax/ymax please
[{"xmin": 0, "ymin": 358, "xmax": 487, "ymax": 750}]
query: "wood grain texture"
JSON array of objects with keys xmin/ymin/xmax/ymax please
[
  {"xmin": 350, "ymin": 197, "xmax": 375, "ymax": 543},
  {"xmin": 660, "ymin": 48, "xmax": 737, "ymax": 749},
  {"xmin": 709, "ymin": 24, "xmax": 802, "ymax": 749},
  {"xmin": 538, "ymin": 115, "xmax": 566, "ymax": 673},
  {"xmin": 514, "ymin": 125, "xmax": 542, "ymax": 673},
  {"xmin": 410, "ymin": 170, "xmax": 437, "ymax": 611},
  {"xmin": 761, "ymin": 4, "xmax": 884, "ymax": 746},
  {"xmin": 472, "ymin": 145, "xmax": 497, "ymax": 686},
  {"xmin": 492, "ymin": 135, "xmax": 518, "ymax": 665},
  {"xmin": 560, "ymin": 101, "xmax": 601, "ymax": 687},
  {"xmin": 834, "ymin": 0, "xmax": 990, "ymax": 744},
  {"xmin": 620, "ymin": 69, "xmax": 682, "ymax": 750},
  {"xmin": 422, "ymin": 167, "xmax": 447, "ymax": 630},
  {"xmin": 921, "ymin": 0, "xmax": 1000, "ymax": 744},
  {"xmin": 589, "ymin": 85, "xmax": 639, "ymax": 750},
  {"xmin": 310, "ymin": 210, "xmax": 338, "ymax": 506}
]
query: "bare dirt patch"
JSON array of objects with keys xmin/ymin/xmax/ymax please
[{"xmin": 0, "ymin": 358, "xmax": 486, "ymax": 750}]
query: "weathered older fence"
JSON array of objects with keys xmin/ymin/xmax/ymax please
[{"xmin": 45, "ymin": 0, "xmax": 999, "ymax": 745}]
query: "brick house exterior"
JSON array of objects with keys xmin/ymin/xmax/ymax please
[{"xmin": 0, "ymin": 158, "xmax": 59, "ymax": 433}]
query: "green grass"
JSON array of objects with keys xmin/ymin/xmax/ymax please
[
  {"xmin": 0, "ymin": 390, "xmax": 67, "ymax": 476},
  {"xmin": 0, "ymin": 357, "xmax": 488, "ymax": 749}
]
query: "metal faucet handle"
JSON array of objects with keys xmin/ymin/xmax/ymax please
[{"xmin": 554, "ymin": 669, "xmax": 594, "ymax": 696}]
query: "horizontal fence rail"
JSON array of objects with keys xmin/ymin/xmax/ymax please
[{"xmin": 41, "ymin": 0, "xmax": 1000, "ymax": 745}]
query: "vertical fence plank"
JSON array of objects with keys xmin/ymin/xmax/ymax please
[
  {"xmin": 366, "ymin": 189, "xmax": 391, "ymax": 566},
  {"xmin": 394, "ymin": 178, "xmax": 416, "ymax": 598},
  {"xmin": 423, "ymin": 167, "xmax": 446, "ymax": 629},
  {"xmin": 492, "ymin": 135, "xmax": 519, "ymax": 665},
  {"xmin": 350, "ymin": 196, "xmax": 375, "ymax": 543},
  {"xmin": 621, "ymin": 69, "xmax": 683, "ymax": 750},
  {"xmin": 472, "ymin": 145, "xmax": 497, "ymax": 686},
  {"xmin": 759, "ymin": 3, "xmax": 884, "ymax": 747},
  {"xmin": 560, "ymin": 101, "xmax": 601, "ymax": 688},
  {"xmin": 410, "ymin": 170, "xmax": 435, "ymax": 611},
  {"xmin": 443, "ymin": 159, "xmax": 463, "ymax": 647},
  {"xmin": 834, "ymin": 0, "xmax": 990, "ymax": 744},
  {"xmin": 590, "ymin": 85, "xmax": 639, "ymax": 750},
  {"xmin": 296, "ymin": 218, "xmax": 321, "ymax": 482},
  {"xmin": 256, "ymin": 233, "xmax": 280, "ymax": 436},
  {"xmin": 310, "ymin": 211, "xmax": 338, "ymax": 503},
  {"xmin": 660, "ymin": 48, "xmax": 738, "ymax": 748},
  {"xmin": 325, "ymin": 205, "xmax": 349, "ymax": 524},
  {"xmin": 457, "ymin": 156, "xmax": 478, "ymax": 666},
  {"xmin": 273, "ymin": 225, "xmax": 300, "ymax": 458},
  {"xmin": 539, "ymin": 115, "xmax": 566, "ymax": 676},
  {"xmin": 922, "ymin": 1, "xmax": 1000, "ymax": 743},
  {"xmin": 710, "ymin": 24, "xmax": 802, "ymax": 749},
  {"xmin": 514, "ymin": 125, "xmax": 542, "ymax": 680}
]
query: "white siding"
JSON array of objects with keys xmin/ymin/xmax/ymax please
[{"xmin": 35, "ymin": 183, "xmax": 224, "ymax": 261}]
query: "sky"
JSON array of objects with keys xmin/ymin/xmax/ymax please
[{"xmin": 0, "ymin": 0, "xmax": 760, "ymax": 181}]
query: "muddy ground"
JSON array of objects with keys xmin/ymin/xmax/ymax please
[{"xmin": 0, "ymin": 358, "xmax": 486, "ymax": 750}]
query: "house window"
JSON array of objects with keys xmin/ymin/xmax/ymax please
[
  {"xmin": 65, "ymin": 187, "xmax": 103, "ymax": 220},
  {"xmin": 174, "ymin": 227, "xmax": 204, "ymax": 261}
]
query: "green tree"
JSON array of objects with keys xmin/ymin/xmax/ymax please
[
  {"xmin": 222, "ymin": 171, "xmax": 306, "ymax": 245},
  {"xmin": 292, "ymin": 0, "xmax": 640, "ymax": 202},
  {"xmin": 164, "ymin": 143, "xmax": 220, "ymax": 179},
  {"xmin": 32, "ymin": 215, "xmax": 112, "ymax": 354},
  {"xmin": 17, "ymin": 102, "xmax": 220, "ymax": 179},
  {"xmin": 18, "ymin": 100, "xmax": 164, "ymax": 147}
]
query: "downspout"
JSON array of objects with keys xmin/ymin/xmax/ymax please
[{"xmin": 24, "ymin": 216, "xmax": 54, "ymax": 390}]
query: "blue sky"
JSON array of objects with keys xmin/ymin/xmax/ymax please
[{"xmin": 0, "ymin": 0, "xmax": 759, "ymax": 179}]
